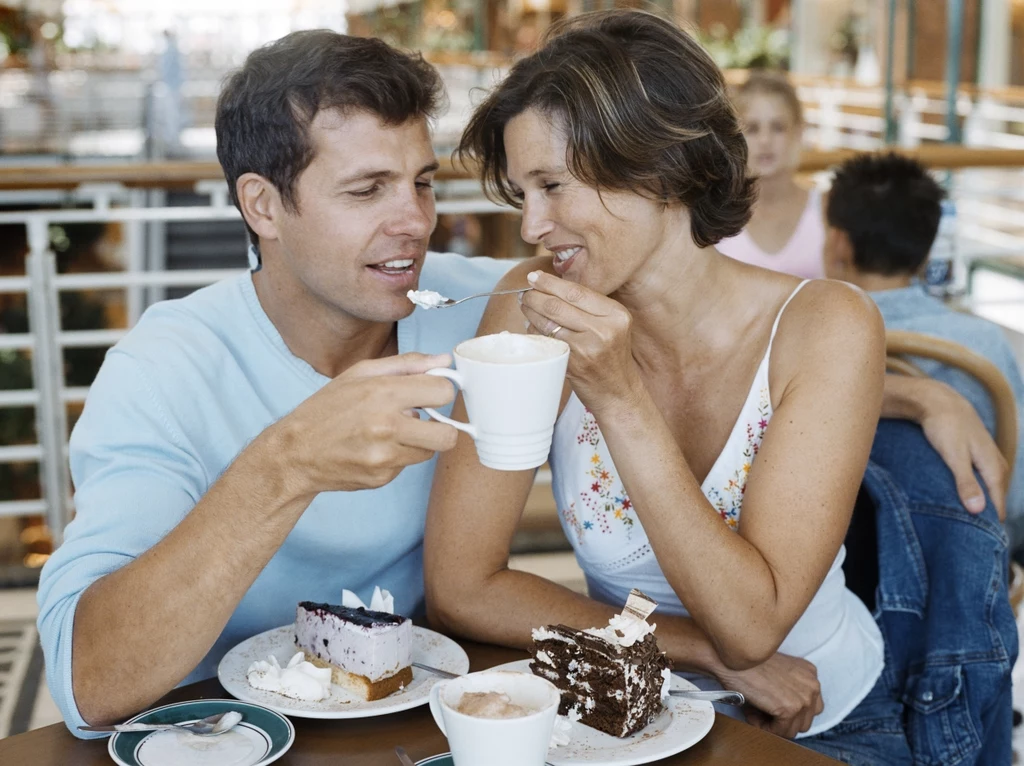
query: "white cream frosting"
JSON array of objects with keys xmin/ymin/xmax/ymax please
[
  {"xmin": 581, "ymin": 610, "xmax": 656, "ymax": 648},
  {"xmin": 246, "ymin": 652, "xmax": 332, "ymax": 701},
  {"xmin": 609, "ymin": 612, "xmax": 657, "ymax": 647},
  {"xmin": 550, "ymin": 708, "xmax": 582, "ymax": 748},
  {"xmin": 342, "ymin": 586, "xmax": 395, "ymax": 614},
  {"xmin": 531, "ymin": 626, "xmax": 573, "ymax": 643},
  {"xmin": 407, "ymin": 289, "xmax": 448, "ymax": 308},
  {"xmin": 660, "ymin": 667, "xmax": 672, "ymax": 699}
]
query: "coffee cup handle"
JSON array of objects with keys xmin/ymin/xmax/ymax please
[
  {"xmin": 429, "ymin": 680, "xmax": 448, "ymax": 736},
  {"xmin": 422, "ymin": 368, "xmax": 478, "ymax": 439}
]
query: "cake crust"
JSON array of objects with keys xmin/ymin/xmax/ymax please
[{"xmin": 302, "ymin": 651, "xmax": 414, "ymax": 701}]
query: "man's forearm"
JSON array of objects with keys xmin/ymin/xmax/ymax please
[
  {"xmin": 71, "ymin": 425, "xmax": 313, "ymax": 725},
  {"xmin": 881, "ymin": 373, "xmax": 934, "ymax": 421}
]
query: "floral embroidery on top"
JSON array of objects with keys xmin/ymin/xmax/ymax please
[
  {"xmin": 561, "ymin": 408, "xmax": 636, "ymax": 544},
  {"xmin": 704, "ymin": 386, "xmax": 770, "ymax": 530}
]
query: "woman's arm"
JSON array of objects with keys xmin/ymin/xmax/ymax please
[
  {"xmin": 425, "ymin": 258, "xmax": 719, "ymax": 669},
  {"xmin": 519, "ymin": 273, "xmax": 885, "ymax": 669}
]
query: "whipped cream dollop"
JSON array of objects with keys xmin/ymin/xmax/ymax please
[
  {"xmin": 246, "ymin": 652, "xmax": 332, "ymax": 701},
  {"xmin": 550, "ymin": 708, "xmax": 582, "ymax": 748},
  {"xmin": 584, "ymin": 610, "xmax": 657, "ymax": 648},
  {"xmin": 407, "ymin": 289, "xmax": 448, "ymax": 309},
  {"xmin": 660, "ymin": 667, "xmax": 672, "ymax": 700},
  {"xmin": 342, "ymin": 585, "xmax": 395, "ymax": 614}
]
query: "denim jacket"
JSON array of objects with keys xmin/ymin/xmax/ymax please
[
  {"xmin": 862, "ymin": 419, "xmax": 1017, "ymax": 766},
  {"xmin": 871, "ymin": 285, "xmax": 1024, "ymax": 551}
]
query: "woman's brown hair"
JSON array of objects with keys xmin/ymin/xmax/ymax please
[{"xmin": 457, "ymin": 9, "xmax": 756, "ymax": 248}]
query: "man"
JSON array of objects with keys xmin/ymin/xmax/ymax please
[
  {"xmin": 823, "ymin": 151, "xmax": 1024, "ymax": 551},
  {"xmin": 37, "ymin": 30, "xmax": 513, "ymax": 735}
]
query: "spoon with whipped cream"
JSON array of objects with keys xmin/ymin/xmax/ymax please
[{"xmin": 407, "ymin": 287, "xmax": 532, "ymax": 309}]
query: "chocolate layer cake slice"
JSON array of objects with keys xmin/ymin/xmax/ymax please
[
  {"xmin": 530, "ymin": 591, "xmax": 670, "ymax": 738},
  {"xmin": 294, "ymin": 601, "xmax": 413, "ymax": 701}
]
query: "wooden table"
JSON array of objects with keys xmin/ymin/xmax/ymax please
[{"xmin": 0, "ymin": 640, "xmax": 838, "ymax": 765}]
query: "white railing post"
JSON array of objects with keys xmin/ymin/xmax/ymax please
[
  {"xmin": 146, "ymin": 188, "xmax": 168, "ymax": 307},
  {"xmin": 25, "ymin": 216, "xmax": 71, "ymax": 543},
  {"xmin": 126, "ymin": 188, "xmax": 147, "ymax": 324},
  {"xmin": 897, "ymin": 92, "xmax": 921, "ymax": 148}
]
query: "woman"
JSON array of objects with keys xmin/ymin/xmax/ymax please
[
  {"xmin": 718, "ymin": 71, "xmax": 826, "ymax": 279},
  {"xmin": 426, "ymin": 11, "xmax": 916, "ymax": 763}
]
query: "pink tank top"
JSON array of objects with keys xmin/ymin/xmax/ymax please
[{"xmin": 718, "ymin": 188, "xmax": 825, "ymax": 280}]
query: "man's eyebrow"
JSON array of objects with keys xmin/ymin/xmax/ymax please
[
  {"xmin": 335, "ymin": 169, "xmax": 397, "ymax": 186},
  {"xmin": 335, "ymin": 161, "xmax": 440, "ymax": 187}
]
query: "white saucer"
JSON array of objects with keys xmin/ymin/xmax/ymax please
[{"xmin": 108, "ymin": 699, "xmax": 293, "ymax": 766}]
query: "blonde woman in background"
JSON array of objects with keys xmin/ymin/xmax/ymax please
[{"xmin": 718, "ymin": 71, "xmax": 826, "ymax": 279}]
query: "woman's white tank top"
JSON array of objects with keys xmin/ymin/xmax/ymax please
[{"xmin": 548, "ymin": 281, "xmax": 883, "ymax": 736}]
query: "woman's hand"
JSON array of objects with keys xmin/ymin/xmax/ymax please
[
  {"xmin": 520, "ymin": 270, "xmax": 642, "ymax": 414},
  {"xmin": 717, "ymin": 653, "xmax": 824, "ymax": 740}
]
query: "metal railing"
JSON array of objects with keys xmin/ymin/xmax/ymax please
[
  {"xmin": 1, "ymin": 149, "xmax": 1023, "ymax": 546},
  {"xmin": 0, "ymin": 186, "xmax": 509, "ymax": 545}
]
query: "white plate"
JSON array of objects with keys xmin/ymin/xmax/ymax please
[
  {"xmin": 490, "ymin": 660, "xmax": 715, "ymax": 766},
  {"xmin": 217, "ymin": 624, "xmax": 469, "ymax": 719}
]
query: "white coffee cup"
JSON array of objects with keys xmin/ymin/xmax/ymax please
[
  {"xmin": 428, "ymin": 670, "xmax": 560, "ymax": 766},
  {"xmin": 424, "ymin": 332, "xmax": 569, "ymax": 471}
]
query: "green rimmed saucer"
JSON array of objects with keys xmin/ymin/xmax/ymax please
[
  {"xmin": 108, "ymin": 699, "xmax": 294, "ymax": 766},
  {"xmin": 417, "ymin": 756, "xmax": 554, "ymax": 765}
]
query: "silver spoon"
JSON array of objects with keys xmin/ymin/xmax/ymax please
[
  {"xmin": 79, "ymin": 710, "xmax": 243, "ymax": 736},
  {"xmin": 395, "ymin": 746, "xmax": 417, "ymax": 766},
  {"xmin": 409, "ymin": 287, "xmax": 532, "ymax": 309},
  {"xmin": 412, "ymin": 661, "xmax": 461, "ymax": 679},
  {"xmin": 668, "ymin": 689, "xmax": 745, "ymax": 706}
]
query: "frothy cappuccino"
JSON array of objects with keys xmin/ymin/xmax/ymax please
[
  {"xmin": 455, "ymin": 690, "xmax": 536, "ymax": 719},
  {"xmin": 457, "ymin": 332, "xmax": 567, "ymax": 365}
]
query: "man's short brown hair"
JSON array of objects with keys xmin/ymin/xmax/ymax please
[{"xmin": 216, "ymin": 30, "xmax": 444, "ymax": 249}]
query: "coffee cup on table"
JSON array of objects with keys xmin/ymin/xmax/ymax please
[
  {"xmin": 423, "ymin": 332, "xmax": 569, "ymax": 471},
  {"xmin": 428, "ymin": 670, "xmax": 560, "ymax": 766}
]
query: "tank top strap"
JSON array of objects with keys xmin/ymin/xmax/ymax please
[{"xmin": 765, "ymin": 279, "xmax": 811, "ymax": 361}]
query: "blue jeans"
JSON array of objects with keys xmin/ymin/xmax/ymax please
[{"xmin": 798, "ymin": 673, "xmax": 912, "ymax": 766}]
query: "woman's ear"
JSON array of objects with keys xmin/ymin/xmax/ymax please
[{"xmin": 236, "ymin": 173, "xmax": 283, "ymax": 244}]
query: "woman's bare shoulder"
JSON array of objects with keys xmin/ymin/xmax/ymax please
[{"xmin": 770, "ymin": 279, "xmax": 886, "ymax": 395}]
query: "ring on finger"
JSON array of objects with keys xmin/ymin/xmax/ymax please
[{"xmin": 547, "ymin": 324, "xmax": 563, "ymax": 338}]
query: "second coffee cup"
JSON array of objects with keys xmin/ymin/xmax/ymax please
[{"xmin": 428, "ymin": 670, "xmax": 560, "ymax": 766}]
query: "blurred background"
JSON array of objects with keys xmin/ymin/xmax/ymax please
[
  {"xmin": 0, "ymin": 0, "xmax": 1022, "ymax": 608},
  {"xmin": 0, "ymin": 0, "xmax": 1021, "ymax": 741}
]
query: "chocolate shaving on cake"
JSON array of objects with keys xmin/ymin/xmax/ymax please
[{"xmin": 622, "ymin": 589, "xmax": 657, "ymax": 623}]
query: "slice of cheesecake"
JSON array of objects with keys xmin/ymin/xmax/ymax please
[{"xmin": 294, "ymin": 601, "xmax": 413, "ymax": 701}]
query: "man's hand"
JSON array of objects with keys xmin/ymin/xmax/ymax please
[
  {"xmin": 716, "ymin": 653, "xmax": 823, "ymax": 739},
  {"xmin": 917, "ymin": 379, "xmax": 1009, "ymax": 520},
  {"xmin": 882, "ymin": 374, "xmax": 1008, "ymax": 520},
  {"xmin": 270, "ymin": 353, "xmax": 459, "ymax": 497}
]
